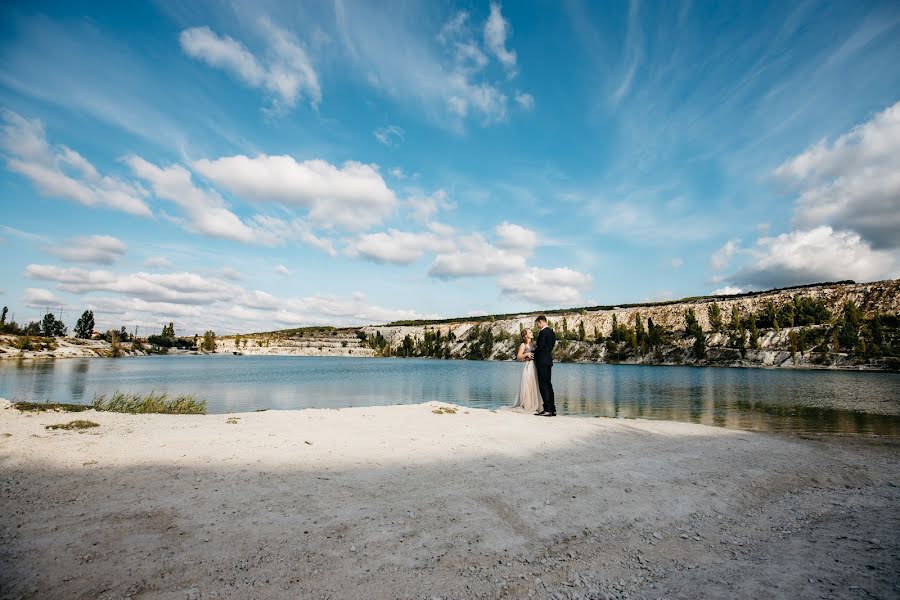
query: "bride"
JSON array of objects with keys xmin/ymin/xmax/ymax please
[{"xmin": 513, "ymin": 328, "xmax": 543, "ymax": 413}]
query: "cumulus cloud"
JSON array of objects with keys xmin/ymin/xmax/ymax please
[
  {"xmin": 179, "ymin": 18, "xmax": 320, "ymax": 110},
  {"xmin": 374, "ymin": 125, "xmax": 404, "ymax": 147},
  {"xmin": 45, "ymin": 235, "xmax": 127, "ymax": 265},
  {"xmin": 727, "ymin": 226, "xmax": 896, "ymax": 289},
  {"xmin": 484, "ymin": 2, "xmax": 517, "ymax": 73},
  {"xmin": 498, "ymin": 267, "xmax": 592, "ymax": 306},
  {"xmin": 408, "ymin": 190, "xmax": 454, "ymax": 223},
  {"xmin": 712, "ymin": 286, "xmax": 743, "ymax": 296},
  {"xmin": 348, "ymin": 229, "xmax": 454, "ymax": 265},
  {"xmin": 494, "ymin": 222, "xmax": 537, "ymax": 254},
  {"xmin": 710, "ymin": 238, "xmax": 741, "ymax": 271},
  {"xmin": 775, "ymin": 100, "xmax": 900, "ymax": 249},
  {"xmin": 127, "ymin": 156, "xmax": 257, "ymax": 243},
  {"xmin": 23, "ymin": 287, "xmax": 69, "ymax": 309},
  {"xmin": 0, "ymin": 110, "xmax": 150, "ymax": 216},
  {"xmin": 275, "ymin": 264, "xmax": 291, "ymax": 276},
  {"xmin": 429, "ymin": 233, "xmax": 528, "ymax": 277},
  {"xmin": 192, "ymin": 154, "xmax": 397, "ymax": 231}
]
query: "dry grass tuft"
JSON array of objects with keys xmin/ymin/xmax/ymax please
[{"xmin": 46, "ymin": 420, "xmax": 100, "ymax": 431}]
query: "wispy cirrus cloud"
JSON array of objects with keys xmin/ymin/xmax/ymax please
[{"xmin": 180, "ymin": 17, "xmax": 321, "ymax": 111}]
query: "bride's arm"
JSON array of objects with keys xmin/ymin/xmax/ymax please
[{"xmin": 516, "ymin": 342, "xmax": 529, "ymax": 361}]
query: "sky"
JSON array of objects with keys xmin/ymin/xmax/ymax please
[{"xmin": 1, "ymin": 0, "xmax": 899, "ymax": 335}]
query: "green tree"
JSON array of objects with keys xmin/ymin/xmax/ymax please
[
  {"xmin": 707, "ymin": 303, "xmax": 723, "ymax": 332},
  {"xmin": 162, "ymin": 322, "xmax": 175, "ymax": 340},
  {"xmin": 74, "ymin": 310, "xmax": 95, "ymax": 339},
  {"xmin": 0, "ymin": 306, "xmax": 7, "ymax": 326},
  {"xmin": 634, "ymin": 314, "xmax": 645, "ymax": 346},
  {"xmin": 749, "ymin": 316, "xmax": 760, "ymax": 350},
  {"xmin": 577, "ymin": 320, "xmax": 586, "ymax": 342},
  {"xmin": 40, "ymin": 313, "xmax": 67, "ymax": 337},
  {"xmin": 201, "ymin": 330, "xmax": 217, "ymax": 352},
  {"xmin": 684, "ymin": 308, "xmax": 705, "ymax": 359},
  {"xmin": 838, "ymin": 301, "xmax": 860, "ymax": 349}
]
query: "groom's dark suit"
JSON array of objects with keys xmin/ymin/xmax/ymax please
[{"xmin": 533, "ymin": 326, "xmax": 557, "ymax": 414}]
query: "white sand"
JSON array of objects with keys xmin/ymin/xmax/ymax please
[{"xmin": 1, "ymin": 400, "xmax": 897, "ymax": 600}]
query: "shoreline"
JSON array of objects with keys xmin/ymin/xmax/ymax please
[
  {"xmin": 1, "ymin": 346, "xmax": 894, "ymax": 372},
  {"xmin": 1, "ymin": 401, "xmax": 897, "ymax": 599}
]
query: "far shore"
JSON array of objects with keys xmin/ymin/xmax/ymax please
[
  {"xmin": 0, "ymin": 335, "xmax": 894, "ymax": 373},
  {"xmin": 1, "ymin": 399, "xmax": 897, "ymax": 599}
]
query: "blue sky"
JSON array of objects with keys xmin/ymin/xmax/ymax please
[{"xmin": 1, "ymin": 0, "xmax": 899, "ymax": 334}]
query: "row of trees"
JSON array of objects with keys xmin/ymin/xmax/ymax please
[{"xmin": 2, "ymin": 306, "xmax": 220, "ymax": 355}]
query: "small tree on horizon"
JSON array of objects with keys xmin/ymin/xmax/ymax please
[
  {"xmin": 0, "ymin": 306, "xmax": 7, "ymax": 326},
  {"xmin": 74, "ymin": 310, "xmax": 95, "ymax": 339}
]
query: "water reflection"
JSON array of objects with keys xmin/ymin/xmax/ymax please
[{"xmin": 0, "ymin": 356, "xmax": 898, "ymax": 436}]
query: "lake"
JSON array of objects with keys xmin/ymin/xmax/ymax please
[{"xmin": 1, "ymin": 356, "xmax": 898, "ymax": 435}]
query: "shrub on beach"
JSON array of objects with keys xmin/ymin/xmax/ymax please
[{"xmin": 92, "ymin": 391, "xmax": 207, "ymax": 414}]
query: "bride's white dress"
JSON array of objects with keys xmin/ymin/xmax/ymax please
[{"xmin": 513, "ymin": 342, "xmax": 543, "ymax": 412}]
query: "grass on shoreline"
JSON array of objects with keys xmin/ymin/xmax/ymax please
[
  {"xmin": 92, "ymin": 391, "xmax": 207, "ymax": 414},
  {"xmin": 13, "ymin": 393, "xmax": 206, "ymax": 415},
  {"xmin": 46, "ymin": 420, "xmax": 99, "ymax": 431},
  {"xmin": 13, "ymin": 401, "xmax": 92, "ymax": 413}
]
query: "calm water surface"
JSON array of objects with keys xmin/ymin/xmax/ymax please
[{"xmin": 1, "ymin": 356, "xmax": 898, "ymax": 435}]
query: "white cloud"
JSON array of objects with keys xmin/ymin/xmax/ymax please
[
  {"xmin": 275, "ymin": 264, "xmax": 291, "ymax": 276},
  {"xmin": 712, "ymin": 286, "xmax": 743, "ymax": 296},
  {"xmin": 25, "ymin": 264, "xmax": 238, "ymax": 305},
  {"xmin": 728, "ymin": 226, "xmax": 896, "ymax": 289},
  {"xmin": 495, "ymin": 222, "xmax": 537, "ymax": 254},
  {"xmin": 514, "ymin": 92, "xmax": 534, "ymax": 110},
  {"xmin": 710, "ymin": 238, "xmax": 741, "ymax": 271},
  {"xmin": 143, "ymin": 256, "xmax": 172, "ymax": 269},
  {"xmin": 408, "ymin": 189, "xmax": 453, "ymax": 223},
  {"xmin": 180, "ymin": 18, "xmax": 321, "ymax": 111},
  {"xmin": 0, "ymin": 110, "xmax": 151, "ymax": 216},
  {"xmin": 24, "ymin": 263, "xmax": 427, "ymax": 332},
  {"xmin": 374, "ymin": 125, "xmax": 404, "ymax": 147},
  {"xmin": 127, "ymin": 156, "xmax": 256, "ymax": 243},
  {"xmin": 775, "ymin": 100, "xmax": 900, "ymax": 249},
  {"xmin": 334, "ymin": 2, "xmax": 527, "ymax": 127},
  {"xmin": 23, "ymin": 287, "xmax": 69, "ymax": 310},
  {"xmin": 45, "ymin": 235, "xmax": 127, "ymax": 265},
  {"xmin": 429, "ymin": 233, "xmax": 528, "ymax": 277},
  {"xmin": 192, "ymin": 154, "xmax": 397, "ymax": 231},
  {"xmin": 249, "ymin": 215, "xmax": 337, "ymax": 255},
  {"xmin": 484, "ymin": 2, "xmax": 517, "ymax": 73},
  {"xmin": 388, "ymin": 167, "xmax": 407, "ymax": 179},
  {"xmin": 220, "ymin": 267, "xmax": 243, "ymax": 281},
  {"xmin": 670, "ymin": 257, "xmax": 684, "ymax": 269},
  {"xmin": 348, "ymin": 229, "xmax": 454, "ymax": 265},
  {"xmin": 498, "ymin": 267, "xmax": 592, "ymax": 306}
]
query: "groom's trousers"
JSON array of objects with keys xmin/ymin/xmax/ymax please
[{"xmin": 536, "ymin": 363, "xmax": 555, "ymax": 413}]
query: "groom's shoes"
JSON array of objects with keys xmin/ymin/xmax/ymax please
[{"xmin": 535, "ymin": 411, "xmax": 556, "ymax": 417}]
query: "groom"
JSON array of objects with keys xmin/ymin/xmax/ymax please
[{"xmin": 533, "ymin": 315, "xmax": 557, "ymax": 417}]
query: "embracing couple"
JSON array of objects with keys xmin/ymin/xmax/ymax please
[{"xmin": 513, "ymin": 315, "xmax": 557, "ymax": 417}]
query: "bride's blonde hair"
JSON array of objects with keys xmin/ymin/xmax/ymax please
[{"xmin": 521, "ymin": 328, "xmax": 533, "ymax": 341}]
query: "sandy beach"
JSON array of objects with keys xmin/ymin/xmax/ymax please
[{"xmin": 1, "ymin": 400, "xmax": 897, "ymax": 600}]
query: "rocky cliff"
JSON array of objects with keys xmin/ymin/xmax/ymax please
[{"xmin": 360, "ymin": 279, "xmax": 900, "ymax": 370}]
